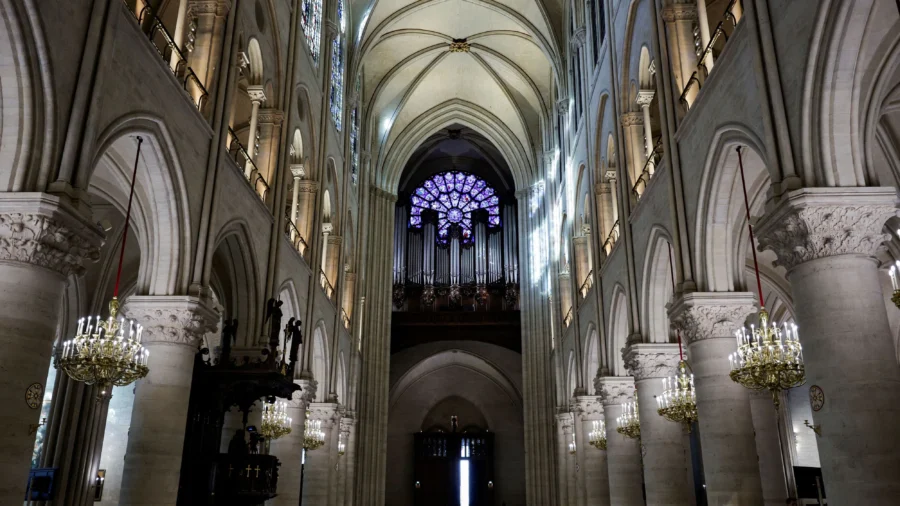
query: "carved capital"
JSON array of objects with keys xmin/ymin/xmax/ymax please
[
  {"xmin": 623, "ymin": 343, "xmax": 681, "ymax": 380},
  {"xmin": 620, "ymin": 112, "xmax": 644, "ymax": 127},
  {"xmin": 557, "ymin": 99, "xmax": 570, "ymax": 116},
  {"xmin": 636, "ymin": 90, "xmax": 655, "ymax": 107},
  {"xmin": 573, "ymin": 395, "xmax": 604, "ymax": 420},
  {"xmin": 662, "ymin": 4, "xmax": 697, "ymax": 22},
  {"xmin": 291, "ymin": 378, "xmax": 318, "ymax": 407},
  {"xmin": 369, "ymin": 185, "xmax": 397, "ymax": 202},
  {"xmin": 340, "ymin": 416, "xmax": 356, "ymax": 434},
  {"xmin": 543, "ymin": 150, "xmax": 557, "ymax": 166},
  {"xmin": 571, "ymin": 27, "xmax": 587, "ymax": 49},
  {"xmin": 297, "ymin": 180, "xmax": 319, "ymax": 193},
  {"xmin": 596, "ymin": 376, "xmax": 635, "ymax": 406},
  {"xmin": 667, "ymin": 292, "xmax": 757, "ymax": 346},
  {"xmin": 755, "ymin": 187, "xmax": 898, "ymax": 272},
  {"xmin": 246, "ymin": 85, "xmax": 267, "ymax": 103},
  {"xmin": 323, "ymin": 20, "xmax": 340, "ymax": 42},
  {"xmin": 556, "ymin": 412, "xmax": 574, "ymax": 433},
  {"xmin": 0, "ymin": 194, "xmax": 103, "ymax": 277},
  {"xmin": 360, "ymin": 151, "xmax": 372, "ymax": 164},
  {"xmin": 122, "ymin": 295, "xmax": 219, "ymax": 347},
  {"xmin": 290, "ymin": 164, "xmax": 306, "ymax": 179},
  {"xmin": 322, "ymin": 223, "xmax": 335, "ymax": 235}
]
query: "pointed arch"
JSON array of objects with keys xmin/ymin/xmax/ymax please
[
  {"xmin": 582, "ymin": 323, "xmax": 600, "ymax": 391},
  {"xmin": 211, "ymin": 219, "xmax": 262, "ymax": 345},
  {"xmin": 641, "ymin": 226, "xmax": 674, "ymax": 344},
  {"xmin": 607, "ymin": 283, "xmax": 628, "ymax": 376},
  {"xmin": 311, "ymin": 320, "xmax": 330, "ymax": 401}
]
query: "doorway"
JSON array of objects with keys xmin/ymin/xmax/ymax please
[{"xmin": 413, "ymin": 432, "xmax": 494, "ymax": 506}]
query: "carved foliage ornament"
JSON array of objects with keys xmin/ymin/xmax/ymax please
[
  {"xmin": 756, "ymin": 203, "xmax": 898, "ymax": 272},
  {"xmin": 573, "ymin": 396, "xmax": 604, "ymax": 419},
  {"xmin": 0, "ymin": 212, "xmax": 101, "ymax": 277},
  {"xmin": 623, "ymin": 347, "xmax": 680, "ymax": 380},
  {"xmin": 122, "ymin": 300, "xmax": 218, "ymax": 346},
  {"xmin": 597, "ymin": 379, "xmax": 634, "ymax": 406},
  {"xmin": 662, "ymin": 4, "xmax": 697, "ymax": 22},
  {"xmin": 670, "ymin": 302, "xmax": 755, "ymax": 346}
]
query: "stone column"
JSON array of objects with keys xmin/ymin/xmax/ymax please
[
  {"xmin": 187, "ymin": 1, "xmax": 230, "ymax": 91},
  {"xmin": 669, "ymin": 292, "xmax": 764, "ymax": 505},
  {"xmin": 335, "ymin": 415, "xmax": 356, "ymax": 506},
  {"xmin": 289, "ymin": 164, "xmax": 306, "ymax": 227},
  {"xmin": 297, "ymin": 180, "xmax": 319, "ymax": 253},
  {"xmin": 597, "ymin": 377, "xmax": 644, "ymax": 506},
  {"xmin": 342, "ymin": 272, "xmax": 356, "ymax": 326},
  {"xmin": 574, "ymin": 396, "xmax": 610, "ymax": 506},
  {"xmin": 749, "ymin": 391, "xmax": 790, "ymax": 506},
  {"xmin": 0, "ymin": 195, "xmax": 102, "ymax": 503},
  {"xmin": 556, "ymin": 412, "xmax": 575, "ymax": 506},
  {"xmin": 244, "ymin": 86, "xmax": 266, "ymax": 180},
  {"xmin": 636, "ymin": 90, "xmax": 656, "ymax": 176},
  {"xmin": 694, "ymin": 0, "xmax": 713, "ymax": 70},
  {"xmin": 662, "ymin": 4, "xmax": 699, "ymax": 101},
  {"xmin": 755, "ymin": 187, "xmax": 900, "ymax": 504},
  {"xmin": 302, "ymin": 403, "xmax": 341, "ymax": 506},
  {"xmin": 620, "ymin": 112, "xmax": 646, "ymax": 189},
  {"xmin": 624, "ymin": 343, "xmax": 692, "ymax": 506},
  {"xmin": 321, "ymin": 223, "xmax": 333, "ymax": 273},
  {"xmin": 574, "ymin": 234, "xmax": 590, "ymax": 293},
  {"xmin": 270, "ymin": 380, "xmax": 317, "ymax": 506},
  {"xmin": 595, "ymin": 183, "xmax": 613, "ymax": 245},
  {"xmin": 326, "ymin": 235, "xmax": 343, "ymax": 290},
  {"xmin": 559, "ymin": 272, "xmax": 573, "ymax": 326},
  {"xmin": 119, "ymin": 296, "xmax": 218, "ymax": 506},
  {"xmin": 255, "ymin": 108, "xmax": 284, "ymax": 196},
  {"xmin": 169, "ymin": 0, "xmax": 190, "ymax": 69}
]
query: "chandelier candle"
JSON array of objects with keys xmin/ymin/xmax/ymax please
[
  {"xmin": 261, "ymin": 401, "xmax": 293, "ymax": 440},
  {"xmin": 616, "ymin": 395, "xmax": 641, "ymax": 440},
  {"xmin": 656, "ymin": 361, "xmax": 698, "ymax": 427},
  {"xmin": 889, "ymin": 261, "xmax": 900, "ymax": 309},
  {"xmin": 589, "ymin": 420, "xmax": 607, "ymax": 450}
]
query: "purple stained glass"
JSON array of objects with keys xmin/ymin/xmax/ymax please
[{"xmin": 409, "ymin": 171, "xmax": 502, "ymax": 243}]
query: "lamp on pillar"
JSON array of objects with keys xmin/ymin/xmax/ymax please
[
  {"xmin": 616, "ymin": 392, "xmax": 641, "ymax": 440},
  {"xmin": 57, "ymin": 137, "xmax": 150, "ymax": 398},
  {"xmin": 887, "ymin": 259, "xmax": 900, "ymax": 308},
  {"xmin": 726, "ymin": 147, "xmax": 806, "ymax": 408},
  {"xmin": 303, "ymin": 411, "xmax": 325, "ymax": 451},
  {"xmin": 588, "ymin": 420, "xmax": 607, "ymax": 450}
]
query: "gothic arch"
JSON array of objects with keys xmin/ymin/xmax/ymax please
[
  {"xmin": 211, "ymin": 220, "xmax": 262, "ymax": 345},
  {"xmin": 607, "ymin": 283, "xmax": 628, "ymax": 376},
  {"xmin": 582, "ymin": 324, "xmax": 600, "ymax": 392},
  {"xmin": 89, "ymin": 115, "xmax": 192, "ymax": 295},
  {"xmin": 640, "ymin": 226, "xmax": 674, "ymax": 343},
  {"xmin": 311, "ymin": 320, "xmax": 330, "ymax": 402}
]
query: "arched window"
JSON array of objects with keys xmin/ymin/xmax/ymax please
[
  {"xmin": 350, "ymin": 76, "xmax": 361, "ymax": 184},
  {"xmin": 410, "ymin": 171, "xmax": 501, "ymax": 244},
  {"xmin": 301, "ymin": 0, "xmax": 323, "ymax": 64},
  {"xmin": 330, "ymin": 0, "xmax": 346, "ymax": 130}
]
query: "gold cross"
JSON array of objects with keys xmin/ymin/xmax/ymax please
[
  {"xmin": 254, "ymin": 465, "xmax": 261, "ymax": 478},
  {"xmin": 245, "ymin": 465, "xmax": 253, "ymax": 477}
]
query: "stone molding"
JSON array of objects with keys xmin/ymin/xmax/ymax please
[
  {"xmin": 595, "ymin": 182, "xmax": 611, "ymax": 195},
  {"xmin": 323, "ymin": 20, "xmax": 340, "ymax": 42},
  {"xmin": 571, "ymin": 27, "xmax": 587, "ymax": 49},
  {"xmin": 340, "ymin": 416, "xmax": 356, "ymax": 434},
  {"xmin": 557, "ymin": 99, "xmax": 570, "ymax": 116},
  {"xmin": 620, "ymin": 112, "xmax": 644, "ymax": 127},
  {"xmin": 543, "ymin": 150, "xmax": 556, "ymax": 166},
  {"xmin": 0, "ymin": 193, "xmax": 103, "ymax": 277},
  {"xmin": 258, "ymin": 108, "xmax": 284, "ymax": 124},
  {"xmin": 667, "ymin": 292, "xmax": 756, "ymax": 346},
  {"xmin": 290, "ymin": 164, "xmax": 306, "ymax": 179},
  {"xmin": 573, "ymin": 395, "xmax": 604, "ymax": 420},
  {"xmin": 290, "ymin": 378, "xmax": 318, "ymax": 407},
  {"xmin": 369, "ymin": 185, "xmax": 397, "ymax": 202},
  {"xmin": 596, "ymin": 376, "xmax": 635, "ymax": 406},
  {"xmin": 308, "ymin": 402, "xmax": 342, "ymax": 428},
  {"xmin": 122, "ymin": 295, "xmax": 219, "ymax": 347},
  {"xmin": 188, "ymin": 0, "xmax": 230, "ymax": 16},
  {"xmin": 755, "ymin": 187, "xmax": 898, "ymax": 272},
  {"xmin": 297, "ymin": 180, "xmax": 319, "ymax": 192},
  {"xmin": 662, "ymin": 3, "xmax": 697, "ymax": 22},
  {"xmin": 623, "ymin": 343, "xmax": 681, "ymax": 380}
]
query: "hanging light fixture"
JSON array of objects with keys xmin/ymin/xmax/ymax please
[
  {"xmin": 337, "ymin": 432, "xmax": 346, "ymax": 456},
  {"xmin": 57, "ymin": 137, "xmax": 150, "ymax": 398},
  {"xmin": 303, "ymin": 411, "xmax": 325, "ymax": 451},
  {"xmin": 726, "ymin": 146, "xmax": 805, "ymax": 408},
  {"xmin": 567, "ymin": 432, "xmax": 577, "ymax": 455},
  {"xmin": 656, "ymin": 244, "xmax": 698, "ymax": 428},
  {"xmin": 616, "ymin": 392, "xmax": 641, "ymax": 440},
  {"xmin": 887, "ymin": 258, "xmax": 900, "ymax": 309},
  {"xmin": 260, "ymin": 401, "xmax": 292, "ymax": 440},
  {"xmin": 588, "ymin": 419, "xmax": 607, "ymax": 450}
]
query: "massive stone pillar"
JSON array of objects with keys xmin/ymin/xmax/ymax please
[
  {"xmin": 756, "ymin": 187, "xmax": 900, "ymax": 505},
  {"xmin": 556, "ymin": 412, "xmax": 575, "ymax": 506},
  {"xmin": 669, "ymin": 292, "xmax": 764, "ymax": 505},
  {"xmin": 119, "ymin": 296, "xmax": 218, "ymax": 506},
  {"xmin": 0, "ymin": 194, "xmax": 102, "ymax": 503},
  {"xmin": 335, "ymin": 415, "xmax": 357, "ymax": 506},
  {"xmin": 597, "ymin": 377, "xmax": 643, "ymax": 506},
  {"xmin": 625, "ymin": 343, "xmax": 692, "ymax": 506},
  {"xmin": 270, "ymin": 380, "xmax": 317, "ymax": 506},
  {"xmin": 574, "ymin": 396, "xmax": 610, "ymax": 506},
  {"xmin": 749, "ymin": 391, "xmax": 790, "ymax": 506},
  {"xmin": 302, "ymin": 403, "xmax": 341, "ymax": 506}
]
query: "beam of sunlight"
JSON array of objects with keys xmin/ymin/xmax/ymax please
[{"xmin": 459, "ymin": 459, "xmax": 470, "ymax": 506}]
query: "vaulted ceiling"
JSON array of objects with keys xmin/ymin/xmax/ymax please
[{"xmin": 352, "ymin": 0, "xmax": 562, "ymax": 190}]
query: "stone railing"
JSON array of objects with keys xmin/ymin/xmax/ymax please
[
  {"xmin": 579, "ymin": 271, "xmax": 594, "ymax": 298},
  {"xmin": 228, "ymin": 128, "xmax": 270, "ymax": 202},
  {"xmin": 563, "ymin": 306, "xmax": 574, "ymax": 328},
  {"xmin": 602, "ymin": 220, "xmax": 620, "ymax": 255},
  {"xmin": 284, "ymin": 216, "xmax": 309, "ymax": 259},
  {"xmin": 631, "ymin": 139, "xmax": 663, "ymax": 201},
  {"xmin": 320, "ymin": 270, "xmax": 335, "ymax": 302},
  {"xmin": 341, "ymin": 309, "xmax": 351, "ymax": 330},
  {"xmin": 679, "ymin": 0, "xmax": 744, "ymax": 113},
  {"xmin": 130, "ymin": 3, "xmax": 209, "ymax": 113}
]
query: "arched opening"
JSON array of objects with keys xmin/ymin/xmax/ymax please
[
  {"xmin": 226, "ymin": 37, "xmax": 271, "ymax": 202},
  {"xmin": 311, "ymin": 324, "xmax": 329, "ymax": 402}
]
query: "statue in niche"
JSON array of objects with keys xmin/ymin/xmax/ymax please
[
  {"xmin": 288, "ymin": 319, "xmax": 303, "ymax": 378},
  {"xmin": 281, "ymin": 317, "xmax": 295, "ymax": 367},
  {"xmin": 264, "ymin": 298, "xmax": 283, "ymax": 353},
  {"xmin": 220, "ymin": 319, "xmax": 238, "ymax": 365}
]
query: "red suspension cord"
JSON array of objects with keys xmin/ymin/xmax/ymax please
[
  {"xmin": 736, "ymin": 146, "xmax": 765, "ymax": 308},
  {"xmin": 667, "ymin": 242, "xmax": 683, "ymax": 361},
  {"xmin": 113, "ymin": 136, "xmax": 143, "ymax": 298}
]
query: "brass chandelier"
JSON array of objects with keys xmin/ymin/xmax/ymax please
[
  {"xmin": 303, "ymin": 411, "xmax": 325, "ymax": 450},
  {"xmin": 588, "ymin": 420, "xmax": 607, "ymax": 450},
  {"xmin": 57, "ymin": 137, "xmax": 150, "ymax": 398},
  {"xmin": 260, "ymin": 401, "xmax": 292, "ymax": 440},
  {"xmin": 656, "ymin": 359, "xmax": 698, "ymax": 427},
  {"xmin": 726, "ymin": 146, "xmax": 805, "ymax": 408},
  {"xmin": 616, "ymin": 393, "xmax": 640, "ymax": 440}
]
